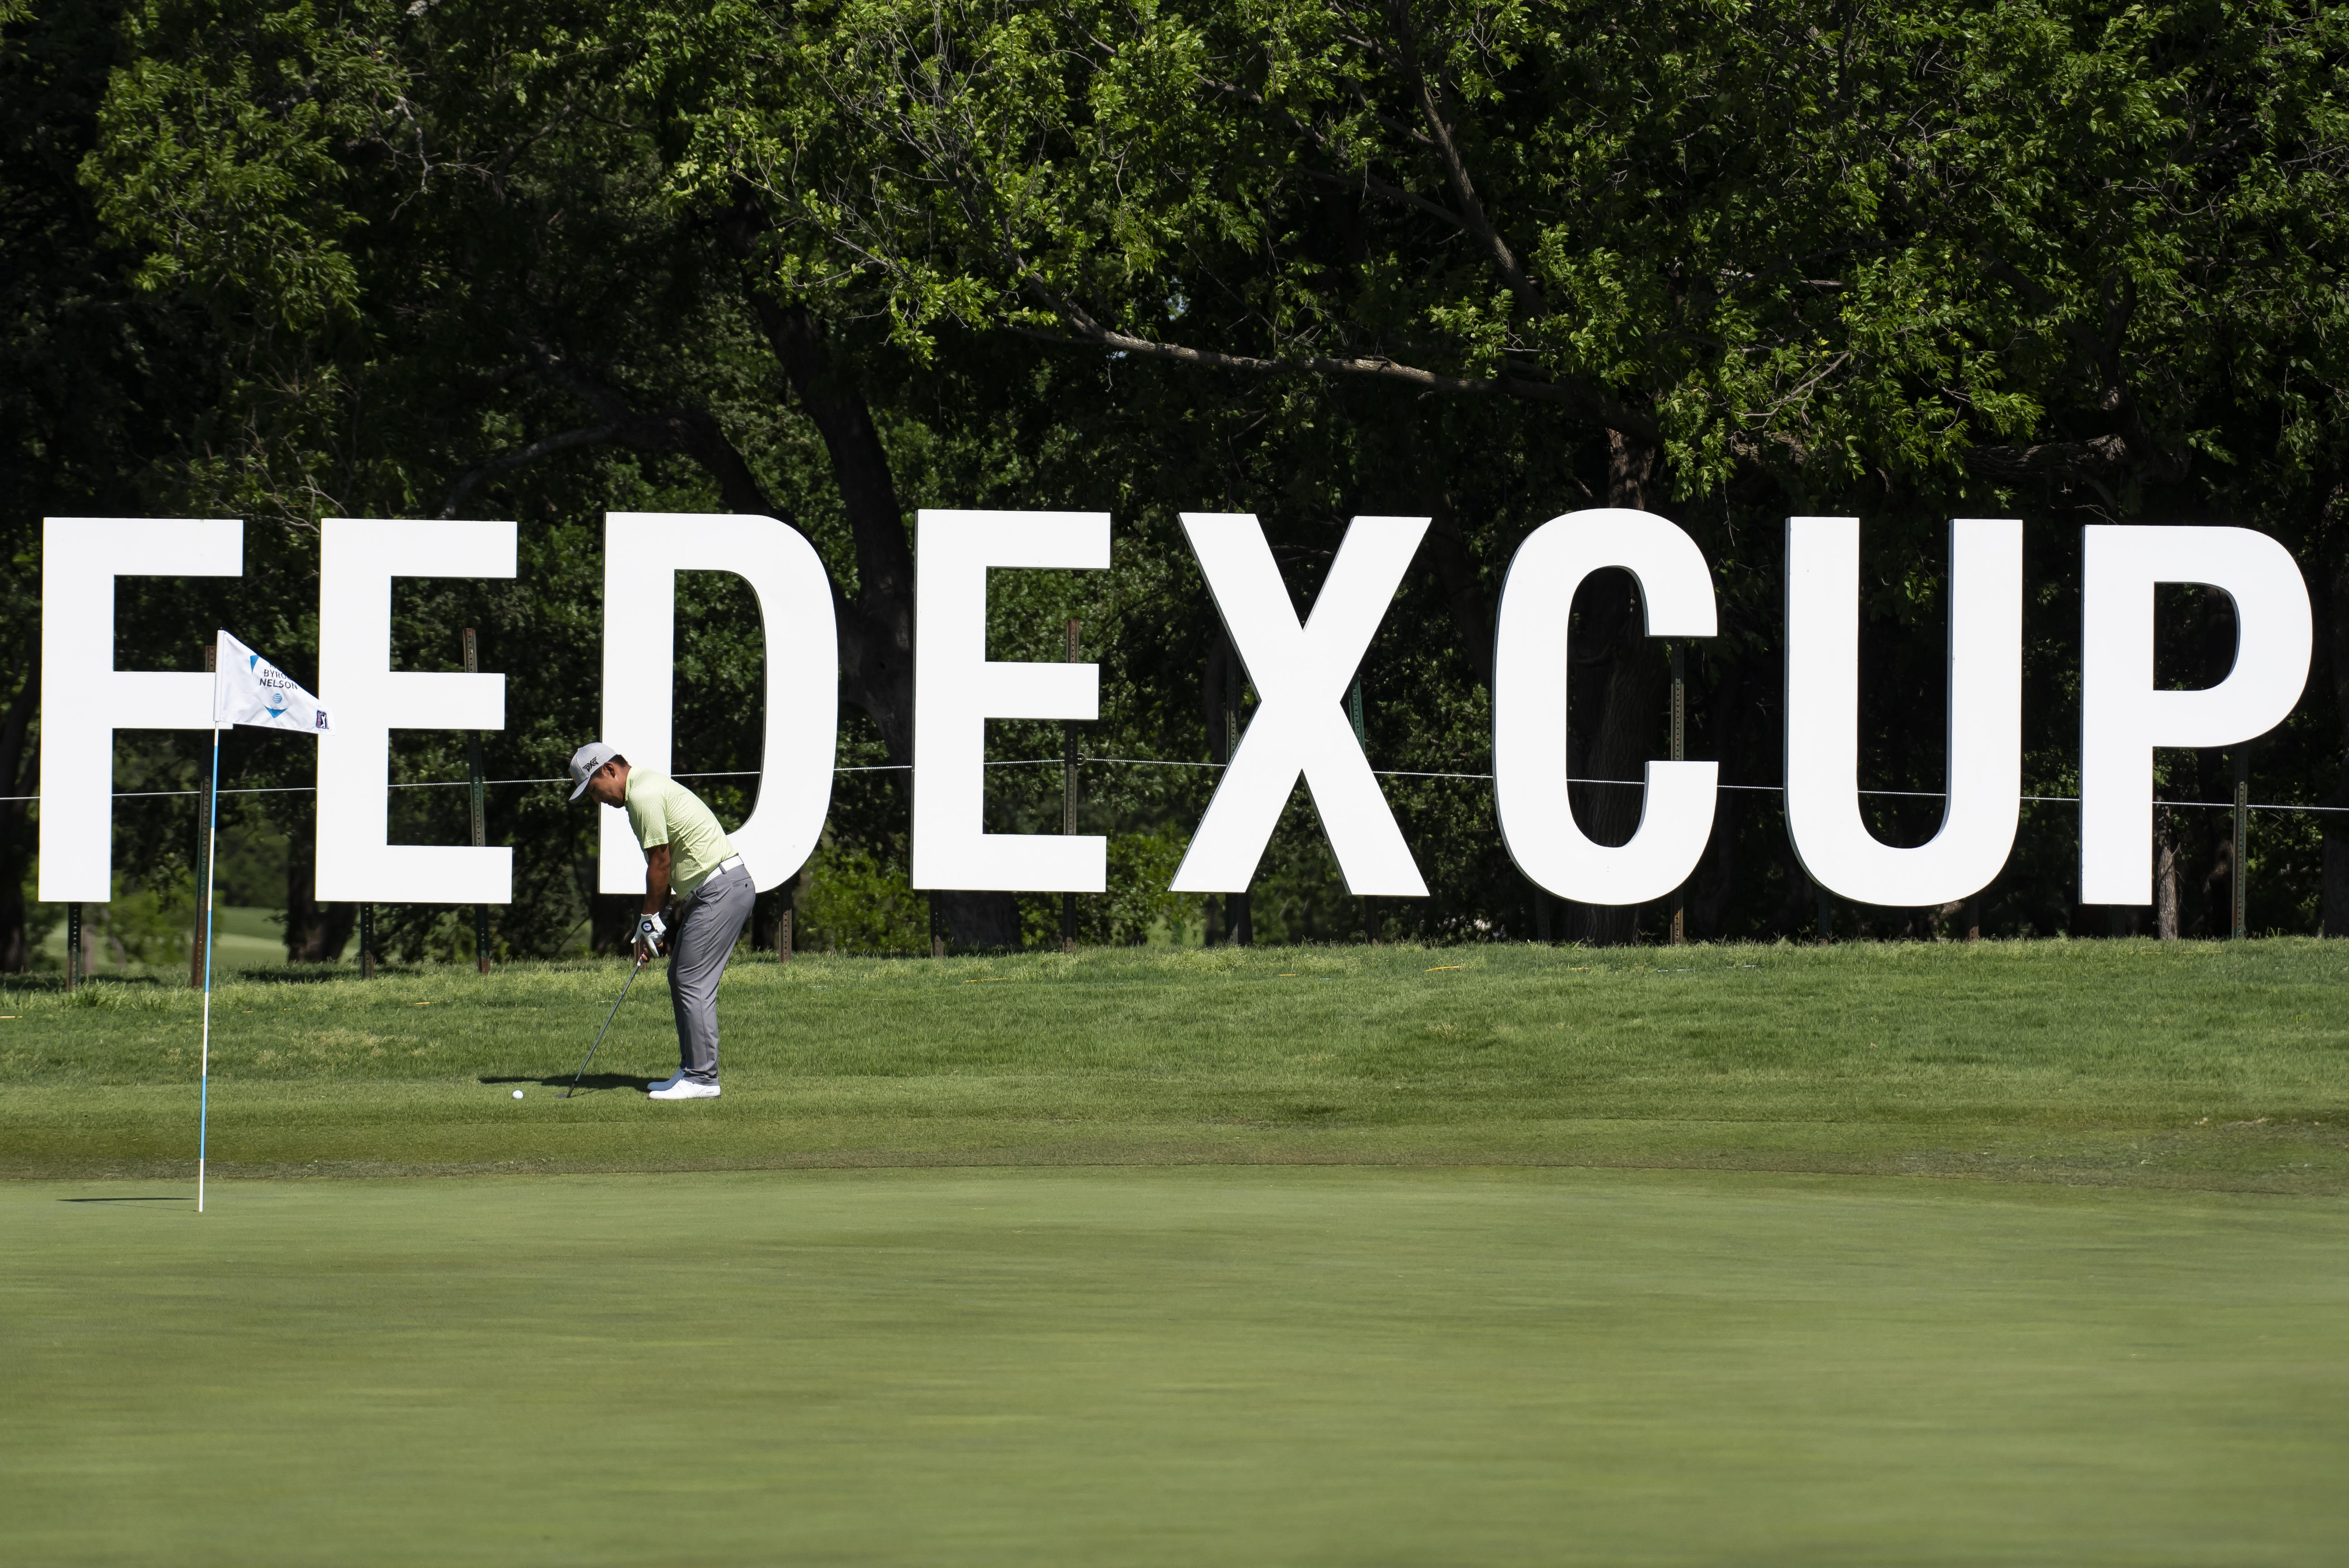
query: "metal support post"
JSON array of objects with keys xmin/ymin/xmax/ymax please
[
  {"xmin": 929, "ymin": 893, "xmax": 944, "ymax": 959},
  {"xmin": 463, "ymin": 628, "xmax": 490, "ymax": 974},
  {"xmin": 190, "ymin": 641, "xmax": 217, "ymax": 989},
  {"xmin": 2233, "ymin": 748, "xmax": 2251, "ymax": 941},
  {"xmin": 66, "ymin": 903, "xmax": 81, "ymax": 988},
  {"xmin": 1350, "ymin": 675, "xmax": 1376, "ymax": 942},
  {"xmin": 775, "ymin": 904, "xmax": 793, "ymax": 962},
  {"xmin": 359, "ymin": 903, "xmax": 375, "ymax": 979},
  {"xmin": 1227, "ymin": 654, "xmax": 1250, "ymax": 945},
  {"xmin": 1063, "ymin": 618, "xmax": 1080, "ymax": 953},
  {"xmin": 1669, "ymin": 643, "xmax": 1686, "ymax": 945}
]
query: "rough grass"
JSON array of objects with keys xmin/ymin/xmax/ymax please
[{"xmin": 2, "ymin": 938, "xmax": 2344, "ymax": 1190}]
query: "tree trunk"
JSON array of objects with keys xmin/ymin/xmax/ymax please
[
  {"xmin": 0, "ymin": 639, "xmax": 37, "ymax": 973},
  {"xmin": 1396, "ymin": 416, "xmax": 1493, "ymax": 690},
  {"xmin": 2320, "ymin": 486, "xmax": 2349, "ymax": 935},
  {"xmin": 727, "ymin": 209, "xmax": 1017, "ymax": 948},
  {"xmin": 1556, "ymin": 432, "xmax": 1667, "ymax": 946},
  {"xmin": 1690, "ymin": 654, "xmax": 1749, "ymax": 937},
  {"xmin": 283, "ymin": 809, "xmax": 356, "ymax": 962},
  {"xmin": 591, "ymin": 894, "xmax": 637, "ymax": 957},
  {"xmin": 2155, "ymin": 804, "xmax": 2181, "ymax": 939},
  {"xmin": 1762, "ymin": 848, "xmax": 1815, "ymax": 938},
  {"xmin": 1199, "ymin": 621, "xmax": 1253, "ymax": 945},
  {"xmin": 2192, "ymin": 587, "xmax": 2243, "ymax": 935}
]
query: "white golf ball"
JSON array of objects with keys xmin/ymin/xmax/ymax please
[{"xmin": 513, "ymin": 1090, "xmax": 525, "ymax": 1099}]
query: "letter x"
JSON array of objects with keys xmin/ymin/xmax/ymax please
[{"xmin": 1170, "ymin": 514, "xmax": 1430, "ymax": 897}]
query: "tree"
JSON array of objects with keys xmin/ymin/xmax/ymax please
[
  {"xmin": 646, "ymin": 0, "xmax": 2349, "ymax": 936},
  {"xmin": 14, "ymin": 0, "xmax": 2347, "ymax": 959}
]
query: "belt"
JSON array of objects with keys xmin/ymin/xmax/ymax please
[{"xmin": 684, "ymin": 856, "xmax": 747, "ymax": 899}]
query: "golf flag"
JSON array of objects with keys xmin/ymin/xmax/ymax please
[
  {"xmin": 213, "ymin": 630, "xmax": 330, "ymax": 733},
  {"xmin": 194, "ymin": 630, "xmax": 328, "ymax": 1215}
]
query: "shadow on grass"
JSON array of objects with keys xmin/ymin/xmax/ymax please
[
  {"xmin": 58, "ymin": 1195, "xmax": 188, "ymax": 1202},
  {"xmin": 479, "ymin": 1073, "xmax": 657, "ymax": 1096}
]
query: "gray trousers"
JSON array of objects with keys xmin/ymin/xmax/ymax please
[{"xmin": 668, "ymin": 861, "xmax": 753, "ymax": 1083}]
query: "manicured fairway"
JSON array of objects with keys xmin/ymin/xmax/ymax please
[
  {"xmin": 5, "ymin": 1167, "xmax": 2345, "ymax": 1566},
  {"xmin": 3, "ymin": 940, "xmax": 2345, "ymax": 1190},
  {"xmin": 6, "ymin": 943, "xmax": 2345, "ymax": 1562}
]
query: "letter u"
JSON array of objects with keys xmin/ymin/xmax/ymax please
[{"xmin": 1783, "ymin": 518, "xmax": 2022, "ymax": 907}]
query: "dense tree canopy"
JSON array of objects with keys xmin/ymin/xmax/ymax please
[{"xmin": 4, "ymin": 0, "xmax": 2348, "ymax": 968}]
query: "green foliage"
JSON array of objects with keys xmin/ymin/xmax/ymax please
[
  {"xmin": 8, "ymin": 0, "xmax": 2349, "ymax": 965},
  {"xmin": 1020, "ymin": 827, "xmax": 1203, "ymax": 947},
  {"xmin": 64, "ymin": 868, "xmax": 195, "ymax": 971},
  {"xmin": 795, "ymin": 840, "xmax": 931, "ymax": 952},
  {"xmin": 650, "ymin": 0, "xmax": 2349, "ymax": 503},
  {"xmin": 84, "ymin": 0, "xmax": 390, "ymax": 323}
]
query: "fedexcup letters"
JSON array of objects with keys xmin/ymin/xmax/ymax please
[{"xmin": 37, "ymin": 510, "xmax": 2315, "ymax": 911}]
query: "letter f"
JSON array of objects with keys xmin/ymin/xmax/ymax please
[{"xmin": 1171, "ymin": 514, "xmax": 1430, "ymax": 897}]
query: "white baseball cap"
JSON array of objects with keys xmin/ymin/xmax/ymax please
[{"xmin": 568, "ymin": 741, "xmax": 624, "ymax": 800}]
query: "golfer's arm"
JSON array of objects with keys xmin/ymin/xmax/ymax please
[{"xmin": 642, "ymin": 845, "xmax": 671, "ymax": 915}]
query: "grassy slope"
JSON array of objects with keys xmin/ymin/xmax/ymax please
[
  {"xmin": 6, "ymin": 1169, "xmax": 2345, "ymax": 1567},
  {"xmin": 2, "ymin": 939, "xmax": 2344, "ymax": 1190}
]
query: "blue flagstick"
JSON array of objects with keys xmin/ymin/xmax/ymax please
[{"xmin": 198, "ymin": 717, "xmax": 220, "ymax": 1214}]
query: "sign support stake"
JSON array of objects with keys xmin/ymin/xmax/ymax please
[
  {"xmin": 2233, "ymin": 748, "xmax": 2251, "ymax": 940},
  {"xmin": 1669, "ymin": 643, "xmax": 1687, "ymax": 945},
  {"xmin": 463, "ymin": 628, "xmax": 490, "ymax": 974},
  {"xmin": 1350, "ymin": 675, "xmax": 1377, "ymax": 943},
  {"xmin": 1062, "ymin": 620, "xmax": 1082, "ymax": 951}
]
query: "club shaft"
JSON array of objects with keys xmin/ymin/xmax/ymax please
[{"xmin": 563, "ymin": 957, "xmax": 645, "ymax": 1096}]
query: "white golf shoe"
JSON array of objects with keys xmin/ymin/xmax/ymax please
[{"xmin": 647, "ymin": 1073, "xmax": 720, "ymax": 1101}]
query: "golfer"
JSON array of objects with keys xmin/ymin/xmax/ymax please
[{"xmin": 568, "ymin": 742, "xmax": 752, "ymax": 1101}]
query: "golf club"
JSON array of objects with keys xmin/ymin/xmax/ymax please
[{"xmin": 562, "ymin": 952, "xmax": 649, "ymax": 1098}]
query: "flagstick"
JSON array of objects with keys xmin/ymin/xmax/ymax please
[{"xmin": 198, "ymin": 720, "xmax": 220, "ymax": 1214}]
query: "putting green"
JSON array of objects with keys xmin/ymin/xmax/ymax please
[{"xmin": 6, "ymin": 1167, "xmax": 2345, "ymax": 1565}]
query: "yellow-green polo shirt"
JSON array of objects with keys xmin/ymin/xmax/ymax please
[{"xmin": 623, "ymin": 770, "xmax": 736, "ymax": 896}]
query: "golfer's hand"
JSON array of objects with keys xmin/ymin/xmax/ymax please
[{"xmin": 634, "ymin": 911, "xmax": 666, "ymax": 961}]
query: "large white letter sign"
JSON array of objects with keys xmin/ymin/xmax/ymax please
[
  {"xmin": 597, "ymin": 513, "xmax": 838, "ymax": 895},
  {"xmin": 1492, "ymin": 509, "xmax": 1718, "ymax": 905},
  {"xmin": 910, "ymin": 510, "xmax": 1109, "ymax": 891},
  {"xmin": 315, "ymin": 519, "xmax": 515, "ymax": 903},
  {"xmin": 38, "ymin": 517, "xmax": 244, "ymax": 902},
  {"xmin": 2080, "ymin": 524, "xmax": 2310, "ymax": 904},
  {"xmin": 1170, "ymin": 514, "xmax": 1429, "ymax": 897},
  {"xmin": 1784, "ymin": 517, "xmax": 2022, "ymax": 906}
]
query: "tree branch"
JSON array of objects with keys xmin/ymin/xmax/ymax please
[
  {"xmin": 524, "ymin": 346, "xmax": 784, "ymax": 516},
  {"xmin": 1964, "ymin": 434, "xmax": 2131, "ymax": 479},
  {"xmin": 1010, "ymin": 306, "xmax": 1658, "ymax": 442},
  {"xmin": 1389, "ymin": 6, "xmax": 1543, "ymax": 321},
  {"xmin": 1296, "ymin": 165, "xmax": 1472, "ymax": 231},
  {"xmin": 439, "ymin": 423, "xmax": 620, "ymax": 518}
]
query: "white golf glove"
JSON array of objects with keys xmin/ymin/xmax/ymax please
[{"xmin": 635, "ymin": 912, "xmax": 666, "ymax": 954}]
